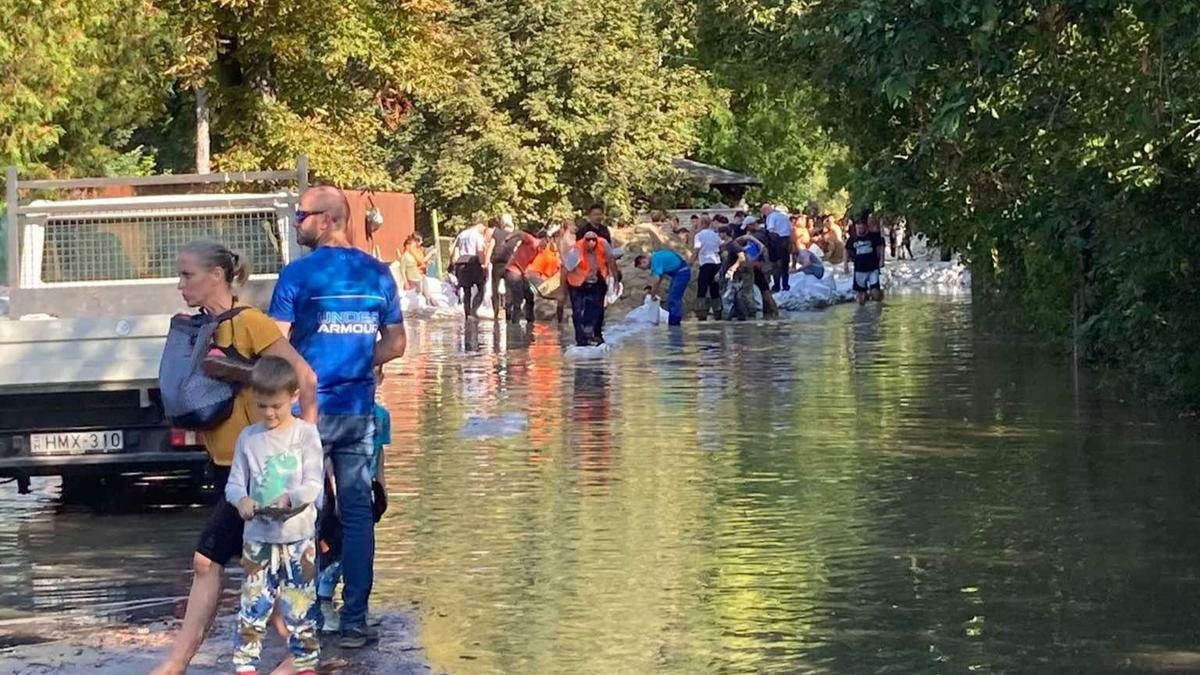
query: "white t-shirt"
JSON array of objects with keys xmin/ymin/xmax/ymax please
[
  {"xmin": 454, "ymin": 228, "xmax": 486, "ymax": 259},
  {"xmin": 694, "ymin": 228, "xmax": 722, "ymax": 266}
]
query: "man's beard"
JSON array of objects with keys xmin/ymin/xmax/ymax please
[{"xmin": 296, "ymin": 229, "xmax": 319, "ymax": 248}]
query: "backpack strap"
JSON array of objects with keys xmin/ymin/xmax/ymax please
[
  {"xmin": 205, "ymin": 306, "xmax": 252, "ymax": 356},
  {"xmin": 214, "ymin": 306, "xmax": 250, "ymax": 323}
]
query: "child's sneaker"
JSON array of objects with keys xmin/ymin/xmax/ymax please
[{"xmin": 319, "ymin": 600, "xmax": 340, "ymax": 634}]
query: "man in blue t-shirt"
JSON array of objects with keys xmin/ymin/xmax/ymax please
[
  {"xmin": 269, "ymin": 185, "xmax": 407, "ymax": 649},
  {"xmin": 634, "ymin": 249, "xmax": 692, "ymax": 326}
]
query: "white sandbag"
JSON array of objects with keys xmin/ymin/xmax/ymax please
[
  {"xmin": 774, "ymin": 270, "xmax": 839, "ymax": 310},
  {"xmin": 604, "ymin": 277, "xmax": 624, "ymax": 307},
  {"xmin": 624, "ymin": 296, "xmax": 667, "ymax": 325},
  {"xmin": 565, "ymin": 344, "xmax": 611, "ymax": 359},
  {"xmin": 425, "ymin": 277, "xmax": 457, "ymax": 306}
]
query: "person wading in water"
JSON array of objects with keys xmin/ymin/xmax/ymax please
[
  {"xmin": 452, "ymin": 219, "xmax": 487, "ymax": 319},
  {"xmin": 269, "ymin": 185, "xmax": 407, "ymax": 648},
  {"xmin": 562, "ymin": 229, "xmax": 617, "ymax": 346},
  {"xmin": 153, "ymin": 241, "xmax": 317, "ymax": 675}
]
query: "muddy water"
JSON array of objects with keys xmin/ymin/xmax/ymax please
[{"xmin": 4, "ymin": 296, "xmax": 1200, "ymax": 673}]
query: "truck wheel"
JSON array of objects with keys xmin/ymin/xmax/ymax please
[{"xmin": 60, "ymin": 472, "xmax": 123, "ymax": 511}]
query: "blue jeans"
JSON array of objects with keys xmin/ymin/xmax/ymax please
[
  {"xmin": 665, "ymin": 268, "xmax": 691, "ymax": 326},
  {"xmin": 319, "ymin": 414, "xmax": 375, "ymax": 630}
]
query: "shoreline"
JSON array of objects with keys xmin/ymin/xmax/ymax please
[{"xmin": 0, "ymin": 611, "xmax": 432, "ymax": 675}]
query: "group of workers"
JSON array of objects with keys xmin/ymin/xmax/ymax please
[{"xmin": 445, "ymin": 202, "xmax": 900, "ymax": 346}]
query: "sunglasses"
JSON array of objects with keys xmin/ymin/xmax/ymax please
[{"xmin": 295, "ymin": 209, "xmax": 326, "ymax": 222}]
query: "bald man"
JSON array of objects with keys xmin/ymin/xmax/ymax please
[{"xmin": 269, "ymin": 185, "xmax": 407, "ymax": 648}]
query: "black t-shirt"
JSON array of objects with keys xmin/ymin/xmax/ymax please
[
  {"xmin": 576, "ymin": 223, "xmax": 612, "ymax": 243},
  {"xmin": 848, "ymin": 233, "xmax": 885, "ymax": 272},
  {"xmin": 490, "ymin": 230, "xmax": 524, "ymax": 263}
]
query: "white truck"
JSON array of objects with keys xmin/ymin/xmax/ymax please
[{"xmin": 1, "ymin": 164, "xmax": 304, "ymax": 504}]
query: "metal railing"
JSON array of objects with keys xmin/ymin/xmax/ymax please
[{"xmin": 5, "ymin": 158, "xmax": 307, "ymax": 290}]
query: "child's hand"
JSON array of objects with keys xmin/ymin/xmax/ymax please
[{"xmin": 237, "ymin": 497, "xmax": 258, "ymax": 521}]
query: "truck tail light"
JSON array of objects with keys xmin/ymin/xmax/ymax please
[{"xmin": 170, "ymin": 429, "xmax": 204, "ymax": 447}]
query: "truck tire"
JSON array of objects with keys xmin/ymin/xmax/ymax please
[{"xmin": 60, "ymin": 471, "xmax": 124, "ymax": 511}]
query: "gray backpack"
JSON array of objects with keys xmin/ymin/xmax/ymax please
[{"xmin": 158, "ymin": 307, "xmax": 249, "ymax": 429}]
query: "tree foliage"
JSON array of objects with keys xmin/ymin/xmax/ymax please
[
  {"xmin": 155, "ymin": 0, "xmax": 456, "ymax": 187},
  {"xmin": 0, "ymin": 0, "xmax": 171, "ymax": 176},
  {"xmin": 708, "ymin": 0, "xmax": 1200, "ymax": 405},
  {"xmin": 388, "ymin": 0, "xmax": 711, "ymax": 224}
]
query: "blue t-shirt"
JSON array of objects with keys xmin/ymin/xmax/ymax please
[
  {"xmin": 370, "ymin": 402, "xmax": 391, "ymax": 478},
  {"xmin": 269, "ymin": 247, "xmax": 403, "ymax": 415},
  {"xmin": 649, "ymin": 250, "xmax": 688, "ymax": 278}
]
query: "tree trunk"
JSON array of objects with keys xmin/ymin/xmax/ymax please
[{"xmin": 195, "ymin": 86, "xmax": 211, "ymax": 174}]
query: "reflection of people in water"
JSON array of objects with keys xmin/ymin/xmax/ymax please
[
  {"xmin": 570, "ymin": 367, "xmax": 614, "ymax": 488},
  {"xmin": 847, "ymin": 303, "xmax": 884, "ymax": 370}
]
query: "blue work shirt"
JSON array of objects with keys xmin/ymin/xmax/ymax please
[
  {"xmin": 269, "ymin": 246, "xmax": 402, "ymax": 416},
  {"xmin": 649, "ymin": 250, "xmax": 688, "ymax": 278}
]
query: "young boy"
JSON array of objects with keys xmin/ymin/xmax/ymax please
[
  {"xmin": 225, "ymin": 356, "xmax": 324, "ymax": 675},
  {"xmin": 316, "ymin": 369, "xmax": 391, "ymax": 633}
]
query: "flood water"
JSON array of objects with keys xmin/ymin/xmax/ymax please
[{"xmin": 4, "ymin": 295, "xmax": 1200, "ymax": 673}]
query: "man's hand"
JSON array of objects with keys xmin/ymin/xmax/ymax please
[
  {"xmin": 270, "ymin": 494, "xmax": 291, "ymax": 509},
  {"xmin": 237, "ymin": 497, "xmax": 258, "ymax": 521}
]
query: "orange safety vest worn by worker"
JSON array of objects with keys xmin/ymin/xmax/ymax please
[
  {"xmin": 565, "ymin": 239, "xmax": 609, "ymax": 287},
  {"xmin": 527, "ymin": 248, "xmax": 561, "ymax": 278}
]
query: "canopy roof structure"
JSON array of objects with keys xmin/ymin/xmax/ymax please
[{"xmin": 671, "ymin": 158, "xmax": 763, "ymax": 189}]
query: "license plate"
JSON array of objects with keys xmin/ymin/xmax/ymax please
[{"xmin": 30, "ymin": 430, "xmax": 124, "ymax": 455}]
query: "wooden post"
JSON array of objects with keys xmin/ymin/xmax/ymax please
[
  {"xmin": 5, "ymin": 166, "xmax": 17, "ymax": 289},
  {"xmin": 431, "ymin": 209, "xmax": 444, "ymax": 279},
  {"xmin": 195, "ymin": 87, "xmax": 211, "ymax": 174}
]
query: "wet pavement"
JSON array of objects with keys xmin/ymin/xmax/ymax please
[{"xmin": 4, "ymin": 295, "xmax": 1200, "ymax": 673}]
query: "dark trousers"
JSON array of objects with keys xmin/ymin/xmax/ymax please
[
  {"xmin": 568, "ymin": 281, "xmax": 606, "ymax": 346},
  {"xmin": 696, "ymin": 263, "xmax": 721, "ymax": 300},
  {"xmin": 490, "ymin": 263, "xmax": 506, "ymax": 317},
  {"xmin": 456, "ymin": 259, "xmax": 485, "ymax": 318},
  {"xmin": 768, "ymin": 234, "xmax": 790, "ymax": 291},
  {"xmin": 504, "ymin": 268, "xmax": 535, "ymax": 323}
]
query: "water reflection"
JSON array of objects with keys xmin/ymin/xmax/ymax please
[{"xmin": 4, "ymin": 297, "xmax": 1200, "ymax": 673}]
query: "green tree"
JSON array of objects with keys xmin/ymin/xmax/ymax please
[
  {"xmin": 706, "ymin": 0, "xmax": 1200, "ymax": 405},
  {"xmin": 388, "ymin": 0, "xmax": 711, "ymax": 224},
  {"xmin": 151, "ymin": 0, "xmax": 457, "ymax": 186},
  {"xmin": 0, "ymin": 0, "xmax": 171, "ymax": 176}
]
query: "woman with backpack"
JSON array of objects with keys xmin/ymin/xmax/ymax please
[{"xmin": 153, "ymin": 239, "xmax": 318, "ymax": 675}]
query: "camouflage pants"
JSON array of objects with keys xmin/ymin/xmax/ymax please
[{"xmin": 234, "ymin": 539, "xmax": 320, "ymax": 672}]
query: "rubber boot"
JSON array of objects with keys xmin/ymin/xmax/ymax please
[
  {"xmin": 708, "ymin": 297, "xmax": 723, "ymax": 321},
  {"xmin": 762, "ymin": 288, "xmax": 779, "ymax": 317},
  {"xmin": 693, "ymin": 297, "xmax": 710, "ymax": 321}
]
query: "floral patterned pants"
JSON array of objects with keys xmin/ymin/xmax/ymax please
[{"xmin": 233, "ymin": 539, "xmax": 320, "ymax": 673}]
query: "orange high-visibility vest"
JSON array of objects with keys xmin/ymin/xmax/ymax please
[{"xmin": 565, "ymin": 240, "xmax": 609, "ymax": 287}]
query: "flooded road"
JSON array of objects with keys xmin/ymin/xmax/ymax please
[{"xmin": 4, "ymin": 295, "xmax": 1200, "ymax": 673}]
